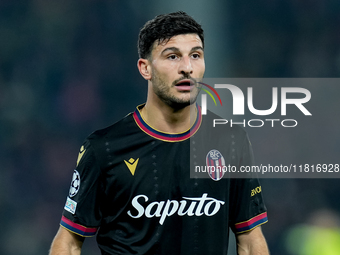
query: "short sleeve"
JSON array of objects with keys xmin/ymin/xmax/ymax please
[
  {"xmin": 229, "ymin": 134, "xmax": 268, "ymax": 234},
  {"xmin": 60, "ymin": 139, "xmax": 102, "ymax": 237}
]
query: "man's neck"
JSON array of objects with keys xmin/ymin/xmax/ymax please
[{"xmin": 140, "ymin": 100, "xmax": 197, "ymax": 134}]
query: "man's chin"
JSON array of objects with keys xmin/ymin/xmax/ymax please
[{"xmin": 167, "ymin": 98, "xmax": 198, "ymax": 110}]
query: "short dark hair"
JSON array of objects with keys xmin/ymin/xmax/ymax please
[{"xmin": 138, "ymin": 11, "xmax": 204, "ymax": 59}]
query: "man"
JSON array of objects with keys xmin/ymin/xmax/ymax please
[{"xmin": 50, "ymin": 11, "xmax": 269, "ymax": 255}]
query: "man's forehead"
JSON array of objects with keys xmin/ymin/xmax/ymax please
[{"xmin": 152, "ymin": 34, "xmax": 203, "ymax": 54}]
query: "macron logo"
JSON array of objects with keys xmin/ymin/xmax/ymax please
[{"xmin": 124, "ymin": 158, "xmax": 139, "ymax": 176}]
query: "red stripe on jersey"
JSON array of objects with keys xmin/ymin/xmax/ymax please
[
  {"xmin": 210, "ymin": 159, "xmax": 215, "ymax": 179},
  {"xmin": 218, "ymin": 158, "xmax": 222, "ymax": 179},
  {"xmin": 133, "ymin": 104, "xmax": 202, "ymax": 142},
  {"xmin": 60, "ymin": 216, "xmax": 98, "ymax": 237},
  {"xmin": 235, "ymin": 212, "xmax": 268, "ymax": 233}
]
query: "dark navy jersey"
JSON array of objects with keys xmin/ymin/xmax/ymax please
[{"xmin": 60, "ymin": 104, "xmax": 267, "ymax": 255}]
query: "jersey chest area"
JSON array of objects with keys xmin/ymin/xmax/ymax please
[
  {"xmin": 102, "ymin": 139, "xmax": 195, "ymax": 197},
  {"xmin": 98, "ymin": 137, "xmax": 232, "ymax": 218}
]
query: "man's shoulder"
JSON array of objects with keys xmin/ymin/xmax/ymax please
[{"xmin": 87, "ymin": 112, "xmax": 136, "ymax": 143}]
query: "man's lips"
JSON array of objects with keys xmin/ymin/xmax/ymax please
[
  {"xmin": 175, "ymin": 79, "xmax": 196, "ymax": 91},
  {"xmin": 175, "ymin": 79, "xmax": 195, "ymax": 86}
]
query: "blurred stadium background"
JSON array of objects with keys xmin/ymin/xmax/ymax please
[{"xmin": 1, "ymin": 1, "xmax": 340, "ymax": 254}]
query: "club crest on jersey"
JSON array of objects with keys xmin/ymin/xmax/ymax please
[
  {"xmin": 206, "ymin": 149, "xmax": 225, "ymax": 181},
  {"xmin": 69, "ymin": 170, "xmax": 80, "ymax": 197}
]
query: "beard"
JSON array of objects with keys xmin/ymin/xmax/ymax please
[{"xmin": 151, "ymin": 70, "xmax": 202, "ymax": 110}]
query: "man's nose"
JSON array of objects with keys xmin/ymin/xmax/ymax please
[{"xmin": 178, "ymin": 56, "xmax": 193, "ymax": 75}]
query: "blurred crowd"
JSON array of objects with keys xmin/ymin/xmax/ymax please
[{"xmin": 0, "ymin": 1, "xmax": 340, "ymax": 254}]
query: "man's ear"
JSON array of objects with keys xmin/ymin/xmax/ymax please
[{"xmin": 137, "ymin": 58, "xmax": 152, "ymax": 80}]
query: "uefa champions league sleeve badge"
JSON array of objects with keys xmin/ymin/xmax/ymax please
[{"xmin": 69, "ymin": 170, "xmax": 81, "ymax": 197}]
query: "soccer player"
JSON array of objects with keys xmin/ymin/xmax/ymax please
[{"xmin": 49, "ymin": 11, "xmax": 269, "ymax": 255}]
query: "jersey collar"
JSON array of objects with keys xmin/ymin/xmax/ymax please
[{"xmin": 133, "ymin": 104, "xmax": 202, "ymax": 142}]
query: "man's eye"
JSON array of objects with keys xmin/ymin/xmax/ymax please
[
  {"xmin": 168, "ymin": 55, "xmax": 178, "ymax": 60},
  {"xmin": 191, "ymin": 53, "xmax": 200, "ymax": 59}
]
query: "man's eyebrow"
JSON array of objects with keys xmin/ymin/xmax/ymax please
[
  {"xmin": 161, "ymin": 46, "xmax": 204, "ymax": 55},
  {"xmin": 191, "ymin": 46, "xmax": 204, "ymax": 52},
  {"xmin": 161, "ymin": 47, "xmax": 180, "ymax": 55}
]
